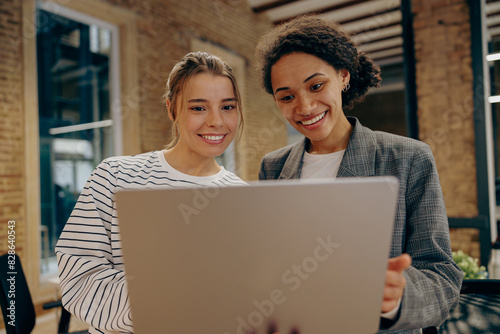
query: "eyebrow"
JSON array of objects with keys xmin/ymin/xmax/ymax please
[
  {"xmin": 274, "ymin": 72, "xmax": 326, "ymax": 95},
  {"xmin": 304, "ymin": 72, "xmax": 325, "ymax": 83},
  {"xmin": 187, "ymin": 98, "xmax": 237, "ymax": 103}
]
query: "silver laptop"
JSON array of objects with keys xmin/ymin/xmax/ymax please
[{"xmin": 116, "ymin": 177, "xmax": 399, "ymax": 334}]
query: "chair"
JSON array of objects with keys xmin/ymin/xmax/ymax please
[
  {"xmin": 0, "ymin": 253, "xmax": 86, "ymax": 334},
  {"xmin": 437, "ymin": 279, "xmax": 500, "ymax": 333}
]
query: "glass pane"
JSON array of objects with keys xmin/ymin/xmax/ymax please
[
  {"xmin": 490, "ymin": 36, "xmax": 500, "ymax": 181},
  {"xmin": 487, "ymin": 0, "xmax": 500, "ymax": 207},
  {"xmin": 37, "ymin": 9, "xmax": 114, "ymax": 275},
  {"xmin": 348, "ymin": 63, "xmax": 406, "ymax": 136}
]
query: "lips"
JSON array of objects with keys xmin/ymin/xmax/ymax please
[{"xmin": 300, "ymin": 111, "xmax": 326, "ymax": 126}]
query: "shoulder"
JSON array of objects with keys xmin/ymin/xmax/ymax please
[
  {"xmin": 351, "ymin": 118, "xmax": 431, "ymax": 158},
  {"xmin": 371, "ymin": 130, "xmax": 431, "ymax": 156},
  {"xmin": 366, "ymin": 130, "xmax": 438, "ymax": 178},
  {"xmin": 262, "ymin": 141, "xmax": 299, "ymax": 163},
  {"xmin": 261, "ymin": 138, "xmax": 306, "ymax": 168},
  {"xmin": 93, "ymin": 151, "xmax": 161, "ymax": 179},
  {"xmin": 259, "ymin": 140, "xmax": 305, "ymax": 180},
  {"xmin": 219, "ymin": 169, "xmax": 248, "ymax": 186},
  {"xmin": 102, "ymin": 151, "xmax": 159, "ymax": 168},
  {"xmin": 349, "ymin": 119, "xmax": 437, "ymax": 177}
]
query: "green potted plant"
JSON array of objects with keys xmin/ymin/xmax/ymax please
[{"xmin": 452, "ymin": 250, "xmax": 488, "ymax": 279}]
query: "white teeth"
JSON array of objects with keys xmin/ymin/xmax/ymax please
[
  {"xmin": 301, "ymin": 112, "xmax": 326, "ymax": 126},
  {"xmin": 201, "ymin": 135, "xmax": 224, "ymax": 141}
]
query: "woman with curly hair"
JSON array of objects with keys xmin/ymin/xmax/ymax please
[{"xmin": 256, "ymin": 16, "xmax": 462, "ymax": 333}]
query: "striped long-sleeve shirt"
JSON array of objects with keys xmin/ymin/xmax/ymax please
[{"xmin": 56, "ymin": 150, "xmax": 246, "ymax": 334}]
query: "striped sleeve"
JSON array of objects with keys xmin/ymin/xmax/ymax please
[
  {"xmin": 56, "ymin": 160, "xmax": 133, "ymax": 333},
  {"xmin": 55, "ymin": 151, "xmax": 247, "ymax": 334}
]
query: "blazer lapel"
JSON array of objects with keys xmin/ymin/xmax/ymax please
[
  {"xmin": 278, "ymin": 137, "xmax": 308, "ymax": 180},
  {"xmin": 276, "ymin": 117, "xmax": 377, "ymax": 179},
  {"xmin": 337, "ymin": 117, "xmax": 377, "ymax": 178}
]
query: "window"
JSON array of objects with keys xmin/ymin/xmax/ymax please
[
  {"xmin": 483, "ymin": 0, "xmax": 500, "ymax": 243},
  {"xmin": 487, "ymin": 1, "xmax": 500, "ymax": 196},
  {"xmin": 346, "ymin": 61, "xmax": 407, "ymax": 137},
  {"xmin": 36, "ymin": 5, "xmax": 121, "ymax": 276}
]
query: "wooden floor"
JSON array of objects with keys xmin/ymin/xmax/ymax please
[{"xmin": 0, "ymin": 308, "xmax": 89, "ymax": 334}]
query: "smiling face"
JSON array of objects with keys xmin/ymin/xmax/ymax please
[
  {"xmin": 169, "ymin": 72, "xmax": 239, "ymax": 159},
  {"xmin": 271, "ymin": 52, "xmax": 353, "ymax": 153}
]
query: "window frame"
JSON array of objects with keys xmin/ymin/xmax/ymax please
[{"xmin": 24, "ymin": 0, "xmax": 139, "ymax": 302}]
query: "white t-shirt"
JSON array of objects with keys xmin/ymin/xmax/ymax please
[{"xmin": 301, "ymin": 149, "xmax": 345, "ymax": 179}]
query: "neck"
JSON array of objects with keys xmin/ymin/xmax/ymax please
[
  {"xmin": 163, "ymin": 146, "xmax": 221, "ymax": 176},
  {"xmin": 308, "ymin": 115, "xmax": 353, "ymax": 154}
]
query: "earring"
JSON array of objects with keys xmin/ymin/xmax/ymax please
[{"xmin": 342, "ymin": 83, "xmax": 350, "ymax": 92}]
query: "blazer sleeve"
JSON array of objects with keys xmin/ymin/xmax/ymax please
[
  {"xmin": 386, "ymin": 145, "xmax": 463, "ymax": 331},
  {"xmin": 55, "ymin": 160, "xmax": 134, "ymax": 333},
  {"xmin": 259, "ymin": 158, "xmax": 268, "ymax": 180}
]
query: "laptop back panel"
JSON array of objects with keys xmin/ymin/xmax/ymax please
[{"xmin": 116, "ymin": 177, "xmax": 398, "ymax": 333}]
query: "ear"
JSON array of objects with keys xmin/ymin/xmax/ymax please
[
  {"xmin": 166, "ymin": 99, "xmax": 175, "ymax": 122},
  {"xmin": 340, "ymin": 69, "xmax": 350, "ymax": 86}
]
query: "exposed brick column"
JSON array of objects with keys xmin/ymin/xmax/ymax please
[
  {"xmin": 0, "ymin": 0, "xmax": 26, "ymax": 257},
  {"xmin": 413, "ymin": 0, "xmax": 479, "ymax": 257}
]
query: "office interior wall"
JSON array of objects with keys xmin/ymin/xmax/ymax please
[
  {"xmin": 0, "ymin": 0, "xmax": 26, "ymax": 266},
  {"xmin": 413, "ymin": 0, "xmax": 480, "ymax": 258}
]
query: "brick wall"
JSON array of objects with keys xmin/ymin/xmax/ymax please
[
  {"xmin": 0, "ymin": 0, "xmax": 26, "ymax": 260},
  {"xmin": 412, "ymin": 0, "xmax": 479, "ymax": 257},
  {"xmin": 450, "ymin": 228, "xmax": 480, "ymax": 259}
]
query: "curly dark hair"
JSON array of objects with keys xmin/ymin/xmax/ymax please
[{"xmin": 255, "ymin": 15, "xmax": 381, "ymax": 110}]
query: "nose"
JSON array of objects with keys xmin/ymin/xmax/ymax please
[
  {"xmin": 296, "ymin": 94, "xmax": 316, "ymax": 116},
  {"xmin": 207, "ymin": 109, "xmax": 224, "ymax": 127}
]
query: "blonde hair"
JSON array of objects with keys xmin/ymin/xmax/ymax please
[{"xmin": 163, "ymin": 51, "xmax": 244, "ymax": 148}]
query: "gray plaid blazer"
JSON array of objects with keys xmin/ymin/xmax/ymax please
[{"xmin": 259, "ymin": 117, "xmax": 463, "ymax": 333}]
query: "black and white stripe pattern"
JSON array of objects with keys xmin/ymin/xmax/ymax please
[{"xmin": 56, "ymin": 151, "xmax": 246, "ymax": 334}]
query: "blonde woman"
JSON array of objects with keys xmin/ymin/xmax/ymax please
[{"xmin": 56, "ymin": 52, "xmax": 246, "ymax": 334}]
